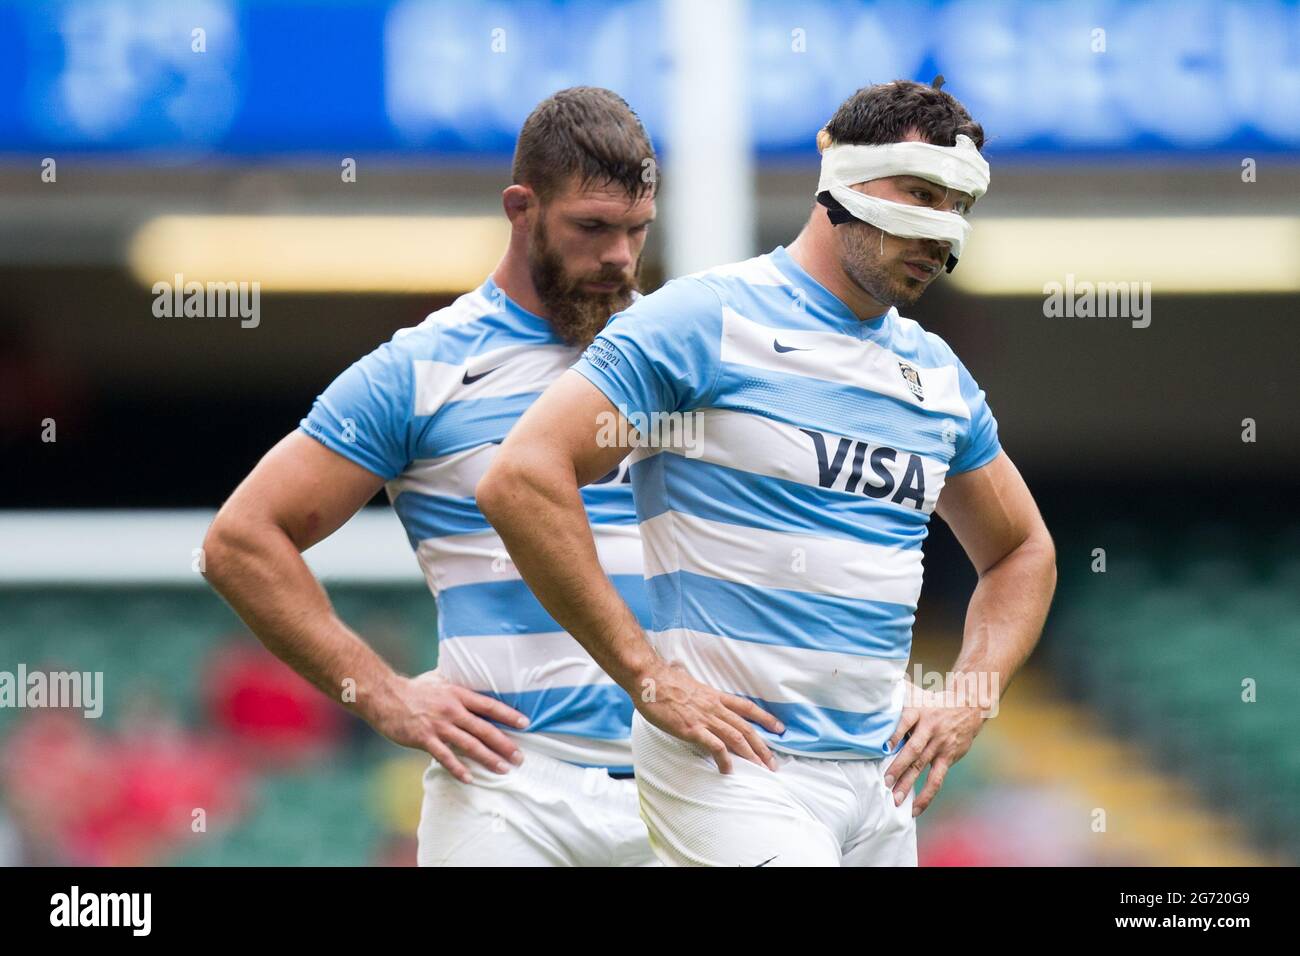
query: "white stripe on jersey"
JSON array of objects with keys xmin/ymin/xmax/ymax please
[
  {"xmin": 438, "ymin": 630, "xmax": 619, "ymax": 694},
  {"xmin": 649, "ymin": 626, "xmax": 907, "ymax": 716},
  {"xmin": 720, "ymin": 306, "xmax": 971, "ymax": 419},
  {"xmin": 393, "ymin": 439, "xmax": 634, "ymax": 509},
  {"xmin": 640, "ymin": 511, "xmax": 924, "ymax": 608},
  {"xmin": 390, "ymin": 442, "xmax": 498, "ymax": 501},
  {"xmin": 413, "ymin": 343, "xmax": 578, "ymax": 414},
  {"xmin": 651, "ymin": 407, "xmax": 948, "ymax": 514},
  {"xmin": 416, "ymin": 524, "xmax": 642, "ymax": 594}
]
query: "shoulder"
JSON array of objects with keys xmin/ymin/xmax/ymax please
[
  {"xmin": 887, "ymin": 313, "xmax": 994, "ymax": 423},
  {"xmin": 888, "ymin": 312, "xmax": 963, "ymax": 370},
  {"xmin": 389, "ymin": 285, "xmax": 502, "ymax": 358},
  {"xmin": 889, "ymin": 314, "xmax": 992, "ymax": 395},
  {"xmin": 684, "ymin": 253, "xmax": 792, "ymax": 308},
  {"xmin": 596, "ymin": 275, "xmax": 725, "ymax": 351},
  {"xmin": 605, "ymin": 252, "xmax": 797, "ymax": 330},
  {"xmin": 623, "ymin": 273, "xmax": 724, "ymax": 318}
]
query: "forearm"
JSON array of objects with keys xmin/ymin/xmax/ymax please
[
  {"xmin": 202, "ymin": 518, "xmax": 402, "ymax": 721},
  {"xmin": 950, "ymin": 530, "xmax": 1056, "ymax": 706},
  {"xmin": 479, "ymin": 460, "xmax": 657, "ymax": 693}
]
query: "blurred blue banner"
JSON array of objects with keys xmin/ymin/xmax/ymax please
[{"xmin": 0, "ymin": 0, "xmax": 1296, "ymax": 161}]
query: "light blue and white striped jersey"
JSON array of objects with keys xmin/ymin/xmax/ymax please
[
  {"xmin": 301, "ymin": 277, "xmax": 648, "ymax": 772},
  {"xmin": 572, "ymin": 245, "xmax": 1001, "ymax": 760}
]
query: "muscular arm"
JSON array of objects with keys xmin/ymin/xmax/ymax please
[
  {"xmin": 202, "ymin": 431, "xmax": 527, "ymax": 782},
  {"xmin": 477, "ymin": 371, "xmax": 783, "ymax": 772},
  {"xmin": 885, "ymin": 450, "xmax": 1056, "ymax": 814},
  {"xmin": 938, "ymin": 450, "xmax": 1057, "ymax": 700},
  {"xmin": 477, "ymin": 374, "xmax": 651, "ymax": 689},
  {"xmin": 202, "ymin": 431, "xmax": 392, "ymax": 705}
]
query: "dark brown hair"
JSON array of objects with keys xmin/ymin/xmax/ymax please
[
  {"xmin": 819, "ymin": 79, "xmax": 985, "ymax": 151},
  {"xmin": 512, "ymin": 87, "xmax": 658, "ymax": 203}
]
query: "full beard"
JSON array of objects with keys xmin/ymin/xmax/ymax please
[{"xmin": 529, "ymin": 220, "xmax": 640, "ymax": 348}]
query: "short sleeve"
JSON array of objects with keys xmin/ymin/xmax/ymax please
[
  {"xmin": 299, "ymin": 332, "xmax": 419, "ymax": 481},
  {"xmin": 571, "ymin": 277, "xmax": 723, "ymax": 418},
  {"xmin": 948, "ymin": 357, "xmax": 1001, "ymax": 475}
]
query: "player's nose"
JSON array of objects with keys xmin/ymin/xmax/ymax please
[
  {"xmin": 601, "ymin": 234, "xmax": 635, "ymax": 271},
  {"xmin": 918, "ymin": 238, "xmax": 948, "ymax": 262}
]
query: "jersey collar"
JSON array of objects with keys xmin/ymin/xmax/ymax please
[
  {"xmin": 479, "ymin": 275, "xmax": 563, "ymax": 339},
  {"xmin": 769, "ymin": 244, "xmax": 896, "ymax": 339}
]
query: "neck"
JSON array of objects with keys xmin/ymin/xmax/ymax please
[
  {"xmin": 490, "ymin": 242, "xmax": 548, "ymax": 318},
  {"xmin": 786, "ymin": 213, "xmax": 892, "ymax": 322}
]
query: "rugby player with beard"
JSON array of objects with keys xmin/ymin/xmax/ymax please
[{"xmin": 203, "ymin": 87, "xmax": 661, "ymax": 866}]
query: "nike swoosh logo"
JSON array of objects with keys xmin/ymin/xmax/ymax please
[
  {"xmin": 773, "ymin": 339, "xmax": 812, "ymax": 354},
  {"xmin": 462, "ymin": 366, "xmax": 501, "ymax": 385},
  {"xmin": 755, "ymin": 855, "xmax": 778, "ymax": 867}
]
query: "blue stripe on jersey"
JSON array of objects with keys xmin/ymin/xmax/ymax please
[
  {"xmin": 438, "ymin": 574, "xmax": 650, "ymax": 637},
  {"xmin": 579, "ymin": 481, "xmax": 640, "ymax": 524},
  {"xmin": 411, "ymin": 392, "xmax": 541, "ymax": 459},
  {"xmin": 749, "ymin": 698, "xmax": 903, "ymax": 756},
  {"xmin": 392, "ymin": 488, "xmax": 638, "ymax": 545},
  {"xmin": 647, "ymin": 570, "xmax": 914, "ymax": 656},
  {"xmin": 391, "ymin": 490, "xmax": 487, "ymax": 542},
  {"xmin": 489, "ymin": 684, "xmax": 634, "ymax": 741},
  {"xmin": 630, "ymin": 452, "xmax": 931, "ymax": 547}
]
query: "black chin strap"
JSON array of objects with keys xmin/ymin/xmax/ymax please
[
  {"xmin": 816, "ymin": 190, "xmax": 856, "ymax": 226},
  {"xmin": 816, "ymin": 190, "xmax": 960, "ymax": 274}
]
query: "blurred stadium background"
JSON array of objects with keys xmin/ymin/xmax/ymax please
[{"xmin": 1, "ymin": 0, "xmax": 1297, "ymax": 866}]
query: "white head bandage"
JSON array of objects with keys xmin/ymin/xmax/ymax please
[{"xmin": 816, "ymin": 133, "xmax": 990, "ymax": 271}]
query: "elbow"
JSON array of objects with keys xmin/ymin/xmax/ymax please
[
  {"xmin": 479, "ymin": 443, "xmax": 579, "ymax": 532},
  {"xmin": 199, "ymin": 521, "xmax": 228, "ymax": 588},
  {"xmin": 200, "ymin": 512, "xmax": 255, "ymax": 589},
  {"xmin": 200, "ymin": 517, "xmax": 238, "ymax": 588},
  {"xmin": 478, "ymin": 447, "xmax": 560, "ymax": 532},
  {"xmin": 475, "ymin": 457, "xmax": 517, "ymax": 529},
  {"xmin": 1035, "ymin": 527, "xmax": 1058, "ymax": 596}
]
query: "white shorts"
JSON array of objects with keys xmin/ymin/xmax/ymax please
[
  {"xmin": 416, "ymin": 738, "xmax": 658, "ymax": 867},
  {"xmin": 632, "ymin": 712, "xmax": 917, "ymax": 867}
]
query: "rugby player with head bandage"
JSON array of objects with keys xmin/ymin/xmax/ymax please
[
  {"xmin": 816, "ymin": 129, "xmax": 989, "ymax": 273},
  {"xmin": 480, "ymin": 79, "xmax": 1056, "ymax": 867}
]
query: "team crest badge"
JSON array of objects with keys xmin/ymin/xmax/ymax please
[{"xmin": 898, "ymin": 361, "xmax": 924, "ymax": 402}]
